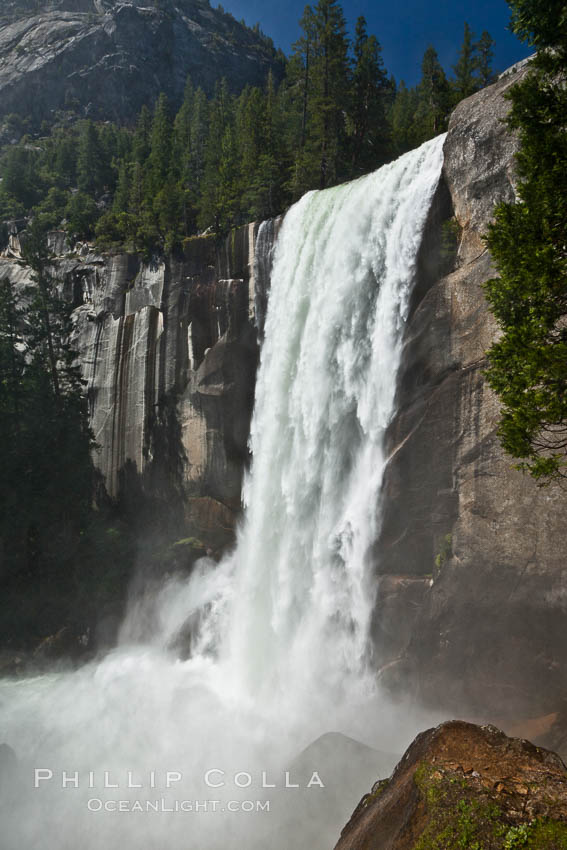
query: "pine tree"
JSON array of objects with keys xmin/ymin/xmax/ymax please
[
  {"xmin": 238, "ymin": 72, "xmax": 288, "ymax": 220},
  {"xmin": 0, "ymin": 222, "xmax": 96, "ymax": 609},
  {"xmin": 287, "ymin": 0, "xmax": 351, "ymax": 195},
  {"xmin": 260, "ymin": 69, "xmax": 288, "ymax": 216},
  {"xmin": 0, "ymin": 276, "xmax": 24, "ymax": 438},
  {"xmin": 286, "ymin": 5, "xmax": 317, "ymax": 198},
  {"xmin": 173, "ymin": 77, "xmax": 195, "ymax": 182},
  {"xmin": 507, "ymin": 0, "xmax": 566, "ymax": 47},
  {"xmin": 65, "ymin": 192, "xmax": 99, "ymax": 238},
  {"xmin": 452, "ymin": 23, "xmax": 479, "ymax": 100},
  {"xmin": 132, "ymin": 105, "xmax": 152, "ymax": 166},
  {"xmin": 416, "ymin": 46, "xmax": 451, "ymax": 139},
  {"xmin": 390, "ymin": 81, "xmax": 420, "ymax": 155},
  {"xmin": 128, "ymin": 160, "xmax": 146, "ymax": 220},
  {"xmin": 189, "ymin": 87, "xmax": 210, "ymax": 197},
  {"xmin": 154, "ymin": 176, "xmax": 184, "ymax": 252},
  {"xmin": 147, "ymin": 93, "xmax": 173, "ymax": 198},
  {"xmin": 53, "ymin": 132, "xmax": 78, "ymax": 189},
  {"xmin": 198, "ymin": 79, "xmax": 234, "ymax": 232},
  {"xmin": 349, "ymin": 16, "xmax": 391, "ymax": 174},
  {"xmin": 236, "ymin": 85, "xmax": 265, "ymax": 217},
  {"xmin": 483, "ymin": 0, "xmax": 567, "ymax": 482},
  {"xmin": 294, "ymin": 5, "xmax": 317, "ymax": 152},
  {"xmin": 76, "ymin": 121, "xmax": 105, "ymax": 196},
  {"xmin": 113, "ymin": 160, "xmax": 131, "ymax": 215},
  {"xmin": 21, "ymin": 220, "xmax": 61, "ymax": 402},
  {"xmin": 311, "ymin": 0, "xmax": 350, "ymax": 188},
  {"xmin": 216, "ymin": 124, "xmax": 240, "ymax": 232},
  {"xmin": 477, "ymin": 31, "xmax": 496, "ymax": 87},
  {"xmin": 1, "ymin": 146, "xmax": 41, "ymax": 211},
  {"xmin": 98, "ymin": 123, "xmax": 120, "ymax": 193}
]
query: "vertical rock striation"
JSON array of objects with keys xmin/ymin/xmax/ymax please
[{"xmin": 0, "ymin": 221, "xmax": 280, "ymax": 544}]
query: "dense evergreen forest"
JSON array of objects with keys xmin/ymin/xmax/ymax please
[{"xmin": 0, "ymin": 0, "xmax": 495, "ymax": 253}]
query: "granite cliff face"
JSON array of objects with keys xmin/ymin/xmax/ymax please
[
  {"xmin": 0, "ymin": 219, "xmax": 279, "ymax": 550},
  {"xmin": 0, "ymin": 0, "xmax": 282, "ymax": 129},
  {"xmin": 376, "ymin": 63, "xmax": 567, "ymax": 727}
]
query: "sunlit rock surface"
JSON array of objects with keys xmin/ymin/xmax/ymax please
[
  {"xmin": 376, "ymin": 64, "xmax": 567, "ymax": 725},
  {"xmin": 0, "ymin": 0, "xmax": 283, "ymax": 129}
]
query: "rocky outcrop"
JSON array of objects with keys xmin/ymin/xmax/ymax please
[
  {"xmin": 334, "ymin": 720, "xmax": 567, "ymax": 850},
  {"xmin": 263, "ymin": 733, "xmax": 399, "ymax": 850},
  {"xmin": 376, "ymin": 65, "xmax": 567, "ymax": 725},
  {"xmin": 0, "ymin": 219, "xmax": 280, "ymax": 547},
  {"xmin": 0, "ymin": 0, "xmax": 283, "ymax": 129}
]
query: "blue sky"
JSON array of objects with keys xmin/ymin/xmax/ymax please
[{"xmin": 222, "ymin": 0, "xmax": 531, "ymax": 86}]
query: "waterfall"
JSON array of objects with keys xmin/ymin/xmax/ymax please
[
  {"xmin": 0, "ymin": 135, "xmax": 445, "ymax": 850},
  {"xmin": 251, "ymin": 216, "xmax": 280, "ymax": 337}
]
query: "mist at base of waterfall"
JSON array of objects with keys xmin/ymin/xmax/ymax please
[
  {"xmin": 0, "ymin": 642, "xmax": 443, "ymax": 850},
  {"xmin": 0, "ymin": 135, "xmax": 446, "ymax": 850}
]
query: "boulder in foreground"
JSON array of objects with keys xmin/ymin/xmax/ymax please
[{"xmin": 335, "ymin": 720, "xmax": 567, "ymax": 849}]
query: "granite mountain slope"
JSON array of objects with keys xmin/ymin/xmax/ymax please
[{"xmin": 0, "ymin": 0, "xmax": 283, "ymax": 129}]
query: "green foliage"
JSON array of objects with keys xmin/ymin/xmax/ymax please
[
  {"xmin": 416, "ymin": 46, "xmax": 452, "ymax": 139},
  {"xmin": 77, "ymin": 120, "xmax": 106, "ymax": 196},
  {"xmin": 286, "ymin": 0, "xmax": 351, "ymax": 196},
  {"xmin": 0, "ymin": 145, "xmax": 42, "ymax": 214},
  {"xmin": 413, "ymin": 763, "xmax": 502, "ymax": 850},
  {"xmin": 440, "ymin": 217, "xmax": 462, "ymax": 269},
  {"xmin": 172, "ymin": 537, "xmax": 206, "ymax": 549},
  {"xmin": 451, "ymin": 23, "xmax": 496, "ymax": 103},
  {"xmin": 65, "ymin": 192, "xmax": 99, "ymax": 238},
  {"xmin": 309, "ymin": 0, "xmax": 351, "ymax": 188},
  {"xmin": 349, "ymin": 16, "xmax": 392, "ymax": 175},
  {"xmin": 148, "ymin": 93, "xmax": 173, "ymax": 196},
  {"xmin": 508, "ymin": 0, "xmax": 567, "ymax": 47},
  {"xmin": 477, "ymin": 31, "xmax": 496, "ymax": 87},
  {"xmin": 452, "ymin": 22, "xmax": 478, "ymax": 99},
  {"xmin": 525, "ymin": 820, "xmax": 567, "ymax": 848},
  {"xmin": 434, "ymin": 533, "xmax": 453, "ymax": 576},
  {"xmin": 413, "ymin": 762, "xmax": 567, "ymax": 850},
  {"xmin": 390, "ymin": 81, "xmax": 420, "ymax": 155},
  {"xmin": 198, "ymin": 78, "xmax": 235, "ymax": 233},
  {"xmin": 33, "ymin": 186, "xmax": 69, "ymax": 230},
  {"xmin": 0, "ymin": 224, "xmax": 102, "ymax": 646},
  {"xmin": 504, "ymin": 824, "xmax": 531, "ymax": 848},
  {"xmin": 483, "ymin": 1, "xmax": 567, "ymax": 483}
]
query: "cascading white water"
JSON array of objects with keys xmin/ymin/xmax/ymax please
[{"xmin": 0, "ymin": 135, "xmax": 445, "ymax": 850}]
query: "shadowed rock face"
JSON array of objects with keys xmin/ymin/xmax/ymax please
[
  {"xmin": 334, "ymin": 721, "xmax": 567, "ymax": 850},
  {"xmin": 0, "ymin": 0, "xmax": 283, "ymax": 128},
  {"xmin": 375, "ymin": 65, "xmax": 567, "ymax": 724},
  {"xmin": 259, "ymin": 733, "xmax": 399, "ymax": 850},
  {"xmin": 0, "ymin": 220, "xmax": 280, "ymax": 548}
]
